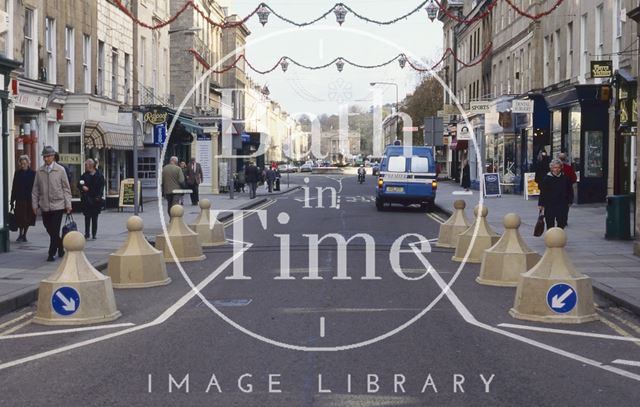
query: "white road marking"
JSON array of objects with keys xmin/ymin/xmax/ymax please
[
  {"xmin": 407, "ymin": 245, "xmax": 640, "ymax": 382},
  {"xmin": 0, "ymin": 319, "xmax": 33, "ymax": 336},
  {"xmin": 611, "ymin": 359, "xmax": 640, "ymax": 367},
  {"xmin": 452, "ymin": 191, "xmax": 473, "ymax": 195},
  {"xmin": 0, "ymin": 322, "xmax": 136, "ymax": 340},
  {"xmin": 497, "ymin": 323, "xmax": 640, "ymax": 342},
  {"xmin": 426, "ymin": 213, "xmax": 445, "ymax": 224},
  {"xmin": 0, "ymin": 312, "xmax": 33, "ymax": 330},
  {"xmin": 222, "ymin": 200, "xmax": 275, "ymax": 227},
  {"xmin": 0, "ymin": 234, "xmax": 250, "ymax": 371},
  {"xmin": 320, "ymin": 317, "xmax": 325, "ymax": 338}
]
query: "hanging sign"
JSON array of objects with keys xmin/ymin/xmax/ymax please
[
  {"xmin": 144, "ymin": 108, "xmax": 168, "ymax": 125},
  {"xmin": 591, "ymin": 60, "xmax": 613, "ymax": 78},
  {"xmin": 512, "ymin": 100, "xmax": 534, "ymax": 114}
]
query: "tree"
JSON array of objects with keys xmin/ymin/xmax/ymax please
[{"xmin": 402, "ymin": 74, "xmax": 444, "ymax": 145}]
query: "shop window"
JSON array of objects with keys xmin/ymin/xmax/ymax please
[
  {"xmin": 552, "ymin": 110, "xmax": 562, "ymax": 155},
  {"xmin": 584, "ymin": 131, "xmax": 604, "ymax": 178},
  {"xmin": 569, "ymin": 108, "xmax": 581, "ymax": 170},
  {"xmin": 57, "ymin": 135, "xmax": 82, "ymax": 199}
]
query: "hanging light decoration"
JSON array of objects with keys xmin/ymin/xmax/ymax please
[
  {"xmin": 257, "ymin": 4, "xmax": 270, "ymax": 26},
  {"xmin": 398, "ymin": 54, "xmax": 407, "ymax": 69},
  {"xmin": 336, "ymin": 58, "xmax": 345, "ymax": 72},
  {"xmin": 280, "ymin": 57, "xmax": 289, "ymax": 72},
  {"xmin": 425, "ymin": 0, "xmax": 439, "ymax": 22},
  {"xmin": 334, "ymin": 4, "xmax": 348, "ymax": 26}
]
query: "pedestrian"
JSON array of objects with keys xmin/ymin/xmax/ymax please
[
  {"xmin": 162, "ymin": 156, "xmax": 185, "ymax": 216},
  {"xmin": 274, "ymin": 168, "xmax": 281, "ymax": 191},
  {"xmin": 461, "ymin": 159, "xmax": 470, "ymax": 191},
  {"xmin": 32, "ymin": 146, "xmax": 72, "ymax": 262},
  {"xmin": 266, "ymin": 167, "xmax": 276, "ymax": 193},
  {"xmin": 186, "ymin": 157, "xmax": 203, "ymax": 205},
  {"xmin": 10, "ymin": 155, "xmax": 36, "ymax": 242},
  {"xmin": 244, "ymin": 161, "xmax": 259, "ymax": 199},
  {"xmin": 538, "ymin": 158, "xmax": 573, "ymax": 229},
  {"xmin": 534, "ymin": 149, "xmax": 551, "ymax": 186},
  {"xmin": 78, "ymin": 158, "xmax": 104, "ymax": 240}
]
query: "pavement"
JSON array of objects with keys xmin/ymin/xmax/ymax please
[
  {"xmin": 434, "ymin": 180, "xmax": 640, "ymax": 314},
  {"xmin": 0, "ymin": 183, "xmax": 300, "ymax": 316}
]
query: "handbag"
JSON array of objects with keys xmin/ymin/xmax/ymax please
[
  {"xmin": 62, "ymin": 214, "xmax": 78, "ymax": 239},
  {"xmin": 533, "ymin": 210, "xmax": 545, "ymax": 237},
  {"xmin": 8, "ymin": 210, "xmax": 18, "ymax": 232}
]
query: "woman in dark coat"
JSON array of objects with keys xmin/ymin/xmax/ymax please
[
  {"xmin": 538, "ymin": 158, "xmax": 573, "ymax": 229},
  {"xmin": 78, "ymin": 158, "xmax": 105, "ymax": 240},
  {"xmin": 461, "ymin": 159, "xmax": 471, "ymax": 191},
  {"xmin": 10, "ymin": 155, "xmax": 36, "ymax": 242}
]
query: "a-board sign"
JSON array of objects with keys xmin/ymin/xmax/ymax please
[
  {"xmin": 118, "ymin": 178, "xmax": 142, "ymax": 208},
  {"xmin": 524, "ymin": 172, "xmax": 540, "ymax": 200},
  {"xmin": 482, "ymin": 173, "xmax": 502, "ymax": 197}
]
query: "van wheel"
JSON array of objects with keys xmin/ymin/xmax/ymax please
[{"xmin": 376, "ymin": 198, "xmax": 384, "ymax": 211}]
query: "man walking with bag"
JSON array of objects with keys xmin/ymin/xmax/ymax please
[{"xmin": 32, "ymin": 146, "xmax": 72, "ymax": 262}]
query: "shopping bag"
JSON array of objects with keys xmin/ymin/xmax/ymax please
[
  {"xmin": 533, "ymin": 210, "xmax": 545, "ymax": 237},
  {"xmin": 62, "ymin": 214, "xmax": 78, "ymax": 239}
]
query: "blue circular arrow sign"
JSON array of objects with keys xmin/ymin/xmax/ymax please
[
  {"xmin": 51, "ymin": 287, "xmax": 80, "ymax": 316},
  {"xmin": 546, "ymin": 283, "xmax": 577, "ymax": 314}
]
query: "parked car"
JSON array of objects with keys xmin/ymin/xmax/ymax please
[{"xmin": 300, "ymin": 163, "xmax": 313, "ymax": 172}]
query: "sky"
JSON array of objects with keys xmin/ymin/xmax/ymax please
[{"xmin": 228, "ymin": 0, "xmax": 444, "ymax": 116}]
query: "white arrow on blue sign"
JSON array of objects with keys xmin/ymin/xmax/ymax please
[
  {"xmin": 546, "ymin": 283, "xmax": 577, "ymax": 313},
  {"xmin": 51, "ymin": 287, "xmax": 80, "ymax": 316}
]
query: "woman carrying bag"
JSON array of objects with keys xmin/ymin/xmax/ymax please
[
  {"xmin": 78, "ymin": 158, "xmax": 105, "ymax": 240},
  {"xmin": 10, "ymin": 155, "xmax": 36, "ymax": 242}
]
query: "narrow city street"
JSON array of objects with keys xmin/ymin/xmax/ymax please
[{"xmin": 1, "ymin": 175, "xmax": 639, "ymax": 406}]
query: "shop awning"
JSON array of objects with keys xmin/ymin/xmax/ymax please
[
  {"xmin": 84, "ymin": 120, "xmax": 142, "ymax": 150},
  {"xmin": 617, "ymin": 68, "xmax": 636, "ymax": 83}
]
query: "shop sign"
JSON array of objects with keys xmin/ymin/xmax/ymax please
[
  {"xmin": 14, "ymin": 93, "xmax": 47, "ymax": 110},
  {"xmin": 143, "ymin": 109, "xmax": 168, "ymax": 125},
  {"xmin": 153, "ymin": 124, "xmax": 167, "ymax": 145},
  {"xmin": 591, "ymin": 60, "xmax": 613, "ymax": 78},
  {"xmin": 58, "ymin": 153, "xmax": 82, "ymax": 165},
  {"xmin": 118, "ymin": 179, "xmax": 142, "ymax": 209},
  {"xmin": 468, "ymin": 101, "xmax": 492, "ymax": 114},
  {"xmin": 511, "ymin": 100, "xmax": 534, "ymax": 114},
  {"xmin": 482, "ymin": 173, "xmax": 502, "ymax": 198},
  {"xmin": 456, "ymin": 123, "xmax": 472, "ymax": 140}
]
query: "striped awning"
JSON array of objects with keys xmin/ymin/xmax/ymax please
[{"xmin": 84, "ymin": 120, "xmax": 142, "ymax": 150}]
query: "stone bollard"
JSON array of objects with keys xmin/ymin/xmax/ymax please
[
  {"xmin": 189, "ymin": 199, "xmax": 226, "ymax": 247},
  {"xmin": 107, "ymin": 216, "xmax": 171, "ymax": 288},
  {"xmin": 33, "ymin": 231, "xmax": 121, "ymax": 326},
  {"xmin": 476, "ymin": 213, "xmax": 541, "ymax": 286},
  {"xmin": 436, "ymin": 200, "xmax": 471, "ymax": 248},
  {"xmin": 452, "ymin": 204, "xmax": 500, "ymax": 263},
  {"xmin": 509, "ymin": 227, "xmax": 598, "ymax": 323},
  {"xmin": 155, "ymin": 205, "xmax": 206, "ymax": 263}
]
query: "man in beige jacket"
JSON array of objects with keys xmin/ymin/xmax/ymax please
[
  {"xmin": 32, "ymin": 146, "xmax": 72, "ymax": 261},
  {"xmin": 162, "ymin": 156, "xmax": 185, "ymax": 216}
]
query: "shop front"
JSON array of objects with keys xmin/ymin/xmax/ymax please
[
  {"xmin": 165, "ymin": 111, "xmax": 203, "ymax": 165},
  {"xmin": 544, "ymin": 84, "xmax": 611, "ymax": 203}
]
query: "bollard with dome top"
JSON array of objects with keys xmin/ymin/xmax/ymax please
[
  {"xmin": 33, "ymin": 231, "xmax": 121, "ymax": 326},
  {"xmin": 477, "ymin": 213, "xmax": 541, "ymax": 287},
  {"xmin": 509, "ymin": 227, "xmax": 598, "ymax": 323},
  {"xmin": 107, "ymin": 216, "xmax": 171, "ymax": 288},
  {"xmin": 452, "ymin": 204, "xmax": 500, "ymax": 263},
  {"xmin": 436, "ymin": 199, "xmax": 471, "ymax": 248},
  {"xmin": 189, "ymin": 199, "xmax": 226, "ymax": 247},
  {"xmin": 155, "ymin": 204, "xmax": 206, "ymax": 263}
]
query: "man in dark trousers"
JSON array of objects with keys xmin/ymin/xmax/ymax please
[
  {"xmin": 32, "ymin": 146, "xmax": 73, "ymax": 261},
  {"xmin": 265, "ymin": 167, "xmax": 276, "ymax": 193},
  {"xmin": 162, "ymin": 156, "xmax": 185, "ymax": 215},
  {"xmin": 244, "ymin": 161, "xmax": 259, "ymax": 199},
  {"xmin": 186, "ymin": 157, "xmax": 203, "ymax": 205},
  {"xmin": 538, "ymin": 158, "xmax": 573, "ymax": 229}
]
